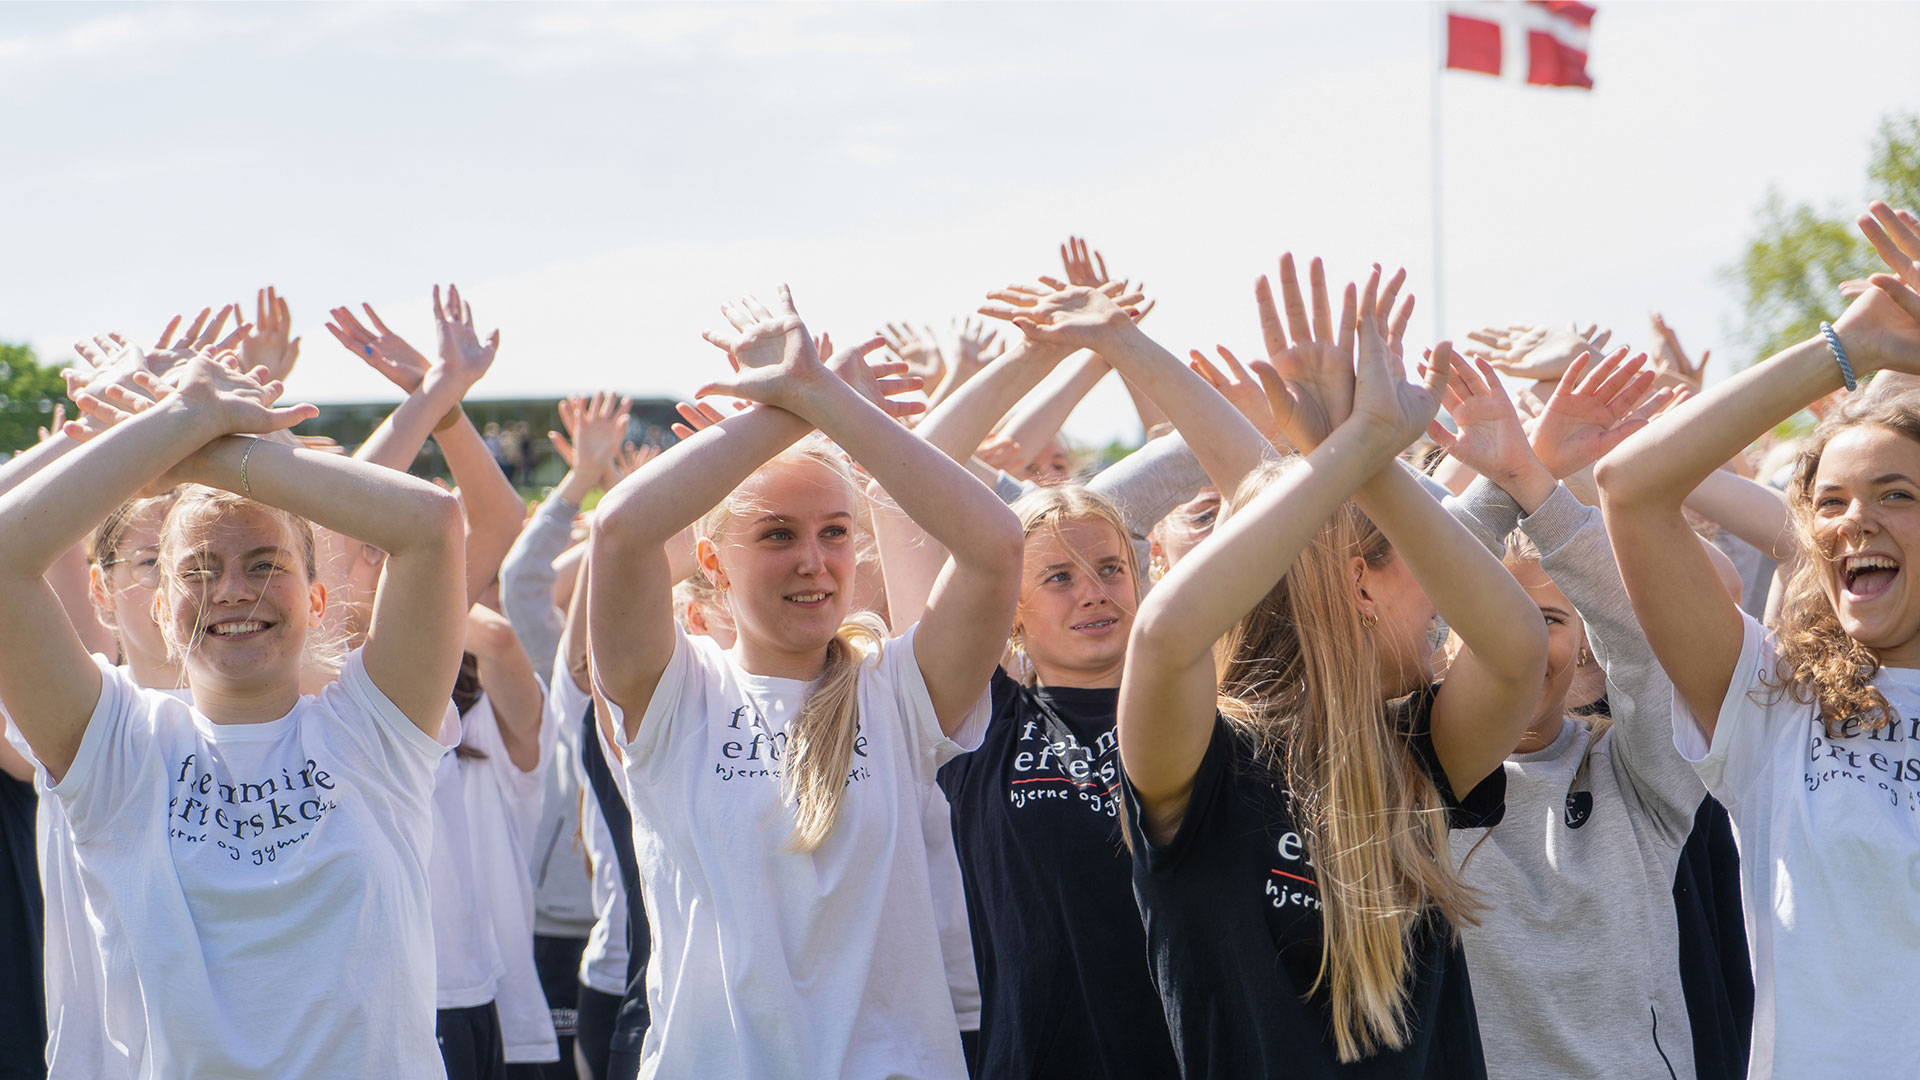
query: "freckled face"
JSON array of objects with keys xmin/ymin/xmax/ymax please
[{"xmin": 164, "ymin": 506, "xmax": 320, "ymax": 686}]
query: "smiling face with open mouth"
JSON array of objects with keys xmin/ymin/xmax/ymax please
[
  {"xmin": 1015, "ymin": 516, "xmax": 1137, "ymax": 689},
  {"xmin": 1809, "ymin": 425, "xmax": 1920, "ymax": 665},
  {"xmin": 162, "ymin": 502, "xmax": 324, "ymax": 691}
]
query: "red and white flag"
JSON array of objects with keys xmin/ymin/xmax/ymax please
[{"xmin": 1446, "ymin": 2, "xmax": 1595, "ymax": 89}]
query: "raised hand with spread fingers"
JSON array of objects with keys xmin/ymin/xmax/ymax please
[
  {"xmin": 1527, "ymin": 347, "xmax": 1658, "ymax": 482},
  {"xmin": 326, "ymin": 303, "xmax": 432, "ymax": 393},
  {"xmin": 238, "ymin": 285, "xmax": 301, "ymax": 383}
]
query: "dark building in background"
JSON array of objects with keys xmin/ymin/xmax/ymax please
[{"xmin": 294, "ymin": 397, "xmax": 683, "ymax": 492}]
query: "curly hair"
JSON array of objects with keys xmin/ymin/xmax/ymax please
[{"xmin": 1763, "ymin": 395, "xmax": 1920, "ymax": 734}]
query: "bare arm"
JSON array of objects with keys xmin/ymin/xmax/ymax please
[
  {"xmin": 590, "ymin": 405, "xmax": 812, "ymax": 738},
  {"xmin": 0, "ymin": 359, "xmax": 321, "ymax": 775},
  {"xmin": 1684, "ymin": 468, "xmax": 1795, "ymax": 560},
  {"xmin": 1123, "ymin": 427, "xmax": 1391, "ymax": 842},
  {"xmin": 992, "ymin": 351, "xmax": 1109, "ymax": 473},
  {"xmin": 466, "ymin": 604, "xmax": 545, "ymax": 773},
  {"xmin": 1598, "ymin": 331, "xmax": 1864, "ymax": 729},
  {"xmin": 700, "ymin": 305, "xmax": 1021, "ymax": 733}
]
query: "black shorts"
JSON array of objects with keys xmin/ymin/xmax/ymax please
[{"xmin": 437, "ymin": 1001, "xmax": 506, "ymax": 1080}]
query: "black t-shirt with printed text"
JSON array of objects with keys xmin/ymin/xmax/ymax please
[
  {"xmin": 1120, "ymin": 687, "xmax": 1505, "ymax": 1080},
  {"xmin": 937, "ymin": 670, "xmax": 1180, "ymax": 1079},
  {"xmin": 0, "ymin": 772, "xmax": 44, "ymax": 1078}
]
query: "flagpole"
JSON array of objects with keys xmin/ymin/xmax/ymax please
[{"xmin": 1429, "ymin": 1, "xmax": 1446, "ymax": 343}]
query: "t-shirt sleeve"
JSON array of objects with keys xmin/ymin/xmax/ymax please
[
  {"xmin": 1670, "ymin": 611, "xmax": 1786, "ymax": 809},
  {"xmin": 319, "ymin": 648, "xmax": 448, "ymax": 798},
  {"xmin": 1400, "ymin": 684, "xmax": 1507, "ymax": 829},
  {"xmin": 606, "ymin": 623, "xmax": 704, "ymax": 783},
  {"xmin": 51, "ymin": 656, "xmax": 160, "ymax": 842},
  {"xmin": 1120, "ymin": 713, "xmax": 1234, "ymax": 875},
  {"xmin": 884, "ymin": 626, "xmax": 989, "ymax": 786}
]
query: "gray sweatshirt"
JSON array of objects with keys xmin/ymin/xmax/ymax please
[
  {"xmin": 499, "ymin": 491, "xmax": 596, "ymax": 939},
  {"xmin": 1444, "ymin": 479, "xmax": 1709, "ymax": 1080}
]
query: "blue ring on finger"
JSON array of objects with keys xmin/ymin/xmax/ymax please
[{"xmin": 364, "ymin": 345, "xmax": 374, "ymax": 356}]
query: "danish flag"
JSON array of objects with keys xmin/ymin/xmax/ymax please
[{"xmin": 1446, "ymin": 2, "xmax": 1595, "ymax": 89}]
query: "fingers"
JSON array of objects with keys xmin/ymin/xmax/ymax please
[
  {"xmin": 155, "ymin": 314, "xmax": 183, "ymax": 350},
  {"xmin": 1335, "ymin": 281, "xmax": 1357, "ymax": 358},
  {"xmin": 1279, "ymin": 254, "xmax": 1313, "ymax": 347},
  {"xmin": 432, "ymin": 284, "xmax": 447, "ymax": 325},
  {"xmin": 1423, "ymin": 341, "xmax": 1454, "ymax": 401},
  {"xmin": 1387, "ymin": 293, "xmax": 1415, "ymax": 354},
  {"xmin": 1870, "ymin": 272, "xmax": 1920, "ymax": 326},
  {"xmin": 1589, "ymin": 349, "xmax": 1649, "ymax": 402},
  {"xmin": 1309, "ymin": 257, "xmax": 1334, "ymax": 346},
  {"xmin": 1188, "ymin": 349, "xmax": 1227, "ymax": 389}
]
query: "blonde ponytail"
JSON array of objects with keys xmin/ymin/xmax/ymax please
[{"xmin": 783, "ymin": 611, "xmax": 888, "ymax": 851}]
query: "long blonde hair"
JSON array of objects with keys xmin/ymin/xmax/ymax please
[
  {"xmin": 698, "ymin": 438, "xmax": 886, "ymax": 852},
  {"xmin": 1763, "ymin": 397, "xmax": 1920, "ymax": 734},
  {"xmin": 1215, "ymin": 463, "xmax": 1480, "ymax": 1063}
]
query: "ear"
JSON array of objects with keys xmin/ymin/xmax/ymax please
[
  {"xmin": 684, "ymin": 599, "xmax": 709, "ymax": 636},
  {"xmin": 308, "ymin": 580, "xmax": 328, "ymax": 627},
  {"xmin": 1349, "ymin": 553, "xmax": 1377, "ymax": 623},
  {"xmin": 89, "ymin": 563, "xmax": 118, "ymax": 627},
  {"xmin": 696, "ymin": 536, "xmax": 726, "ymax": 590}
]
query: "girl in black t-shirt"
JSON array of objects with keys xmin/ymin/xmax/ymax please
[
  {"xmin": 1093, "ymin": 259, "xmax": 1546, "ymax": 1078},
  {"xmin": 916, "ymin": 273, "xmax": 1282, "ymax": 1079}
]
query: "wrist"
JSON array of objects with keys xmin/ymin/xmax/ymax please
[
  {"xmin": 1496, "ymin": 458, "xmax": 1558, "ymax": 515},
  {"xmin": 555, "ymin": 470, "xmax": 595, "ymax": 506}
]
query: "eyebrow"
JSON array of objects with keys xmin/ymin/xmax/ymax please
[
  {"xmin": 1817, "ymin": 473, "xmax": 1917, "ymax": 492},
  {"xmin": 1037, "ymin": 557, "xmax": 1124, "ymax": 574},
  {"xmin": 748, "ymin": 512, "xmax": 854, "ymax": 526}
]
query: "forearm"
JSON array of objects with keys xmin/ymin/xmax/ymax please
[
  {"xmin": 0, "ymin": 435, "xmax": 79, "ymax": 502},
  {"xmin": 1600, "ymin": 335, "xmax": 1836, "ymax": 508},
  {"xmin": 596, "ymin": 404, "xmax": 810, "ymax": 550},
  {"xmin": 0, "ymin": 399, "xmax": 206, "ymax": 579},
  {"xmin": 436, "ymin": 414, "xmax": 527, "ymax": 597},
  {"xmin": 1135, "ymin": 427, "xmax": 1384, "ymax": 667},
  {"xmin": 1093, "ymin": 322, "xmax": 1276, "ymax": 494},
  {"xmin": 1119, "ymin": 372, "xmax": 1171, "ymax": 435},
  {"xmin": 914, "ymin": 339, "xmax": 1069, "ymax": 463},
  {"xmin": 994, "ymin": 352, "xmax": 1107, "ymax": 470},
  {"xmin": 1354, "ymin": 464, "xmax": 1542, "ymax": 682},
  {"xmin": 187, "ymin": 436, "xmax": 461, "ymax": 560},
  {"xmin": 471, "ymin": 622, "xmax": 545, "ymax": 773},
  {"xmin": 353, "ymin": 370, "xmax": 465, "ymax": 473},
  {"xmin": 792, "ymin": 379, "xmax": 1019, "ymax": 574},
  {"xmin": 1683, "ymin": 468, "xmax": 1795, "ymax": 559}
]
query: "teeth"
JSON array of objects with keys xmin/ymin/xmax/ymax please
[
  {"xmin": 1844, "ymin": 554, "xmax": 1899, "ymax": 572},
  {"xmin": 209, "ymin": 621, "xmax": 265, "ymax": 636},
  {"xmin": 788, "ymin": 593, "xmax": 826, "ymax": 603}
]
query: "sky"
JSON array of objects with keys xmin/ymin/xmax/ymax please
[{"xmin": 3, "ymin": 1, "xmax": 1916, "ymax": 448}]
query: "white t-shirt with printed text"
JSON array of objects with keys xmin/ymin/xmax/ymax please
[
  {"xmin": 53, "ymin": 651, "xmax": 448, "ymax": 1078},
  {"xmin": 1675, "ymin": 614, "xmax": 1920, "ymax": 1078},
  {"xmin": 605, "ymin": 625, "xmax": 987, "ymax": 1080}
]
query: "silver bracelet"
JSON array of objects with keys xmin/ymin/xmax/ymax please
[
  {"xmin": 1820, "ymin": 321, "xmax": 1857, "ymax": 392},
  {"xmin": 239, "ymin": 437, "xmax": 259, "ymax": 499}
]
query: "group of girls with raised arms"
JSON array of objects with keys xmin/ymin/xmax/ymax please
[{"xmin": 7, "ymin": 202, "xmax": 1920, "ymax": 1080}]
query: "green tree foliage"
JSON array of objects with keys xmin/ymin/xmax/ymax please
[
  {"xmin": 1730, "ymin": 113, "xmax": 1920, "ymax": 363},
  {"xmin": 0, "ymin": 343, "xmax": 76, "ymax": 455}
]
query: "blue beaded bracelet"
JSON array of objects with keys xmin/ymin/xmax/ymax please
[{"xmin": 1820, "ymin": 321, "xmax": 1857, "ymax": 392}]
